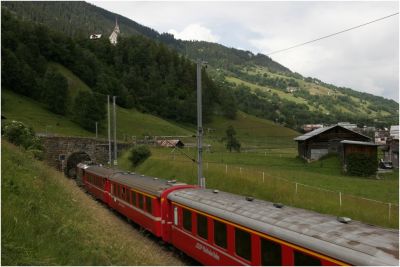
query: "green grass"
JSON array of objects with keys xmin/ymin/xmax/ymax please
[
  {"xmin": 226, "ymin": 76, "xmax": 315, "ymax": 109},
  {"xmin": 240, "ymin": 65, "xmax": 395, "ymax": 119},
  {"xmin": 113, "ymin": 106, "xmax": 193, "ymax": 140},
  {"xmin": 1, "ymin": 141, "xmax": 184, "ymax": 265},
  {"xmin": 118, "ymin": 148, "xmax": 399, "ymax": 228},
  {"xmin": 204, "ymin": 111, "xmax": 298, "ymax": 150},
  {"xmin": 2, "ymin": 90, "xmax": 92, "ymax": 137},
  {"xmin": 49, "ymin": 62, "xmax": 91, "ymax": 100},
  {"xmin": 2, "ymin": 90, "xmax": 193, "ymax": 140}
]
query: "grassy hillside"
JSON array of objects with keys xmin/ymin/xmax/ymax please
[
  {"xmin": 2, "ymin": 90, "xmax": 92, "ymax": 137},
  {"xmin": 1, "ymin": 141, "xmax": 185, "ymax": 265},
  {"xmin": 204, "ymin": 111, "xmax": 298, "ymax": 150},
  {"xmin": 118, "ymin": 148, "xmax": 398, "ymax": 228},
  {"xmin": 2, "ymin": 90, "xmax": 193, "ymax": 139},
  {"xmin": 50, "ymin": 62, "xmax": 91, "ymax": 100}
]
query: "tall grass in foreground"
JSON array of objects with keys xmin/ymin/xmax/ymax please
[
  {"xmin": 119, "ymin": 150, "xmax": 398, "ymax": 229},
  {"xmin": 1, "ymin": 141, "xmax": 184, "ymax": 265}
]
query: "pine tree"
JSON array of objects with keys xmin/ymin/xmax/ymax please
[
  {"xmin": 225, "ymin": 125, "xmax": 241, "ymax": 152},
  {"xmin": 42, "ymin": 69, "xmax": 69, "ymax": 115}
]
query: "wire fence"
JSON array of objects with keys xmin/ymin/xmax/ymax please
[{"xmin": 165, "ymin": 154, "xmax": 399, "ymax": 228}]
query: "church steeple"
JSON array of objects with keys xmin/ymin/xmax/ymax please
[
  {"xmin": 114, "ymin": 16, "xmax": 120, "ymax": 34},
  {"xmin": 109, "ymin": 16, "xmax": 120, "ymax": 45}
]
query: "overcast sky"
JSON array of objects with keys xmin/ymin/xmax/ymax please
[{"xmin": 93, "ymin": 1, "xmax": 399, "ymax": 102}]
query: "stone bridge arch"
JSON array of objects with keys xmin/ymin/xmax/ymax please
[
  {"xmin": 39, "ymin": 136, "xmax": 132, "ymax": 175},
  {"xmin": 65, "ymin": 151, "xmax": 92, "ymax": 177}
]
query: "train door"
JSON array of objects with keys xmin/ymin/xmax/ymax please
[{"xmin": 104, "ymin": 179, "xmax": 111, "ymax": 204}]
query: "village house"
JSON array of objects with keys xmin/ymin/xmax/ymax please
[
  {"xmin": 294, "ymin": 125, "xmax": 372, "ymax": 161},
  {"xmin": 156, "ymin": 139, "xmax": 185, "ymax": 148},
  {"xmin": 337, "ymin": 122, "xmax": 357, "ymax": 130},
  {"xmin": 286, "ymin": 86, "xmax": 298, "ymax": 93},
  {"xmin": 374, "ymin": 129, "xmax": 390, "ymax": 145},
  {"xmin": 89, "ymin": 33, "xmax": 102, "ymax": 40},
  {"xmin": 302, "ymin": 124, "xmax": 323, "ymax": 133}
]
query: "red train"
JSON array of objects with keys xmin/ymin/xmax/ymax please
[{"xmin": 76, "ymin": 163, "xmax": 399, "ymax": 266}]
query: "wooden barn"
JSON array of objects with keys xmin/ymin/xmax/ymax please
[
  {"xmin": 294, "ymin": 125, "xmax": 371, "ymax": 161},
  {"xmin": 340, "ymin": 140, "xmax": 378, "ymax": 170}
]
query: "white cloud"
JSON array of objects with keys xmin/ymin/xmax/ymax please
[{"xmin": 168, "ymin": 24, "xmax": 220, "ymax": 42}]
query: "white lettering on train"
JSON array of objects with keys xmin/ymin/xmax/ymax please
[{"xmin": 195, "ymin": 242, "xmax": 220, "ymax": 261}]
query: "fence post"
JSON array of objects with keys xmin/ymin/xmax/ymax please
[
  {"xmin": 262, "ymin": 172, "xmax": 265, "ymax": 183},
  {"xmin": 295, "ymin": 183, "xmax": 298, "ymax": 194},
  {"xmin": 339, "ymin": 192, "xmax": 342, "ymax": 207},
  {"xmin": 225, "ymin": 164, "xmax": 228, "ymax": 174},
  {"xmin": 388, "ymin": 203, "xmax": 391, "ymax": 221}
]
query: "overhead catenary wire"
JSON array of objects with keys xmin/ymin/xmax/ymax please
[{"xmin": 266, "ymin": 12, "xmax": 399, "ymax": 56}]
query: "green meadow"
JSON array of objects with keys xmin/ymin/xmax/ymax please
[
  {"xmin": 118, "ymin": 147, "xmax": 399, "ymax": 228},
  {"xmin": 1, "ymin": 141, "xmax": 185, "ymax": 265}
]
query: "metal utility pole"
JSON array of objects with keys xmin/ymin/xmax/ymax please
[
  {"xmin": 113, "ymin": 96, "xmax": 118, "ymax": 166},
  {"xmin": 107, "ymin": 95, "xmax": 112, "ymax": 165},
  {"xmin": 197, "ymin": 59, "xmax": 206, "ymax": 188}
]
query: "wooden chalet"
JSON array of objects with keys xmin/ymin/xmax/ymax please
[{"xmin": 294, "ymin": 125, "xmax": 371, "ymax": 161}]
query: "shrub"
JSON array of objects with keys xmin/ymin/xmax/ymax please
[
  {"xmin": 27, "ymin": 148, "xmax": 44, "ymax": 160},
  {"xmin": 2, "ymin": 120, "xmax": 42, "ymax": 150},
  {"xmin": 346, "ymin": 153, "xmax": 377, "ymax": 177},
  {"xmin": 128, "ymin": 145, "xmax": 151, "ymax": 168}
]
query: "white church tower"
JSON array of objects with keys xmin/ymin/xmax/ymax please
[{"xmin": 109, "ymin": 17, "xmax": 120, "ymax": 45}]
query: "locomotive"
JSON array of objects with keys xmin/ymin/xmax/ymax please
[{"xmin": 76, "ymin": 163, "xmax": 399, "ymax": 266}]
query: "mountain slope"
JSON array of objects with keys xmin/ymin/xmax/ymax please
[
  {"xmin": 2, "ymin": 90, "xmax": 193, "ymax": 139},
  {"xmin": 2, "ymin": 1, "xmax": 398, "ymax": 129}
]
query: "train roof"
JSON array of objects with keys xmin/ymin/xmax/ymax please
[
  {"xmin": 109, "ymin": 172, "xmax": 187, "ymax": 197},
  {"xmin": 168, "ymin": 188, "xmax": 399, "ymax": 266},
  {"xmin": 83, "ymin": 165, "xmax": 188, "ymax": 197},
  {"xmin": 85, "ymin": 165, "xmax": 118, "ymax": 177}
]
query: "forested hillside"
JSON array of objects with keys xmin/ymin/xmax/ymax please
[
  {"xmin": 2, "ymin": 1, "xmax": 398, "ymax": 130},
  {"xmin": 1, "ymin": 8, "xmax": 236, "ymax": 133}
]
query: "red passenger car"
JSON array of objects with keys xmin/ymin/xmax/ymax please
[
  {"xmin": 79, "ymin": 164, "xmax": 195, "ymax": 238},
  {"xmin": 77, "ymin": 163, "xmax": 399, "ymax": 266},
  {"xmin": 167, "ymin": 188, "xmax": 399, "ymax": 266}
]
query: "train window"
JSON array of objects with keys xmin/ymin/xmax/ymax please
[
  {"xmin": 124, "ymin": 188, "xmax": 129, "ymax": 202},
  {"xmin": 261, "ymin": 238, "xmax": 282, "ymax": 266},
  {"xmin": 235, "ymin": 228, "xmax": 251, "ymax": 261},
  {"xmin": 182, "ymin": 209, "xmax": 192, "ymax": 232},
  {"xmin": 131, "ymin": 191, "xmax": 136, "ymax": 206},
  {"xmin": 138, "ymin": 194, "xmax": 144, "ymax": 210},
  {"xmin": 174, "ymin": 206, "xmax": 178, "ymax": 225},
  {"xmin": 197, "ymin": 214, "xmax": 208, "ymax": 240},
  {"xmin": 146, "ymin": 197, "xmax": 152, "ymax": 214},
  {"xmin": 214, "ymin": 220, "xmax": 227, "ymax": 249},
  {"xmin": 294, "ymin": 251, "xmax": 320, "ymax": 266}
]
